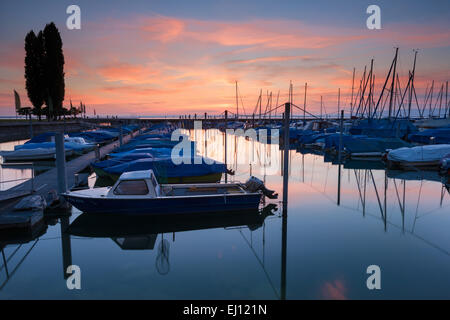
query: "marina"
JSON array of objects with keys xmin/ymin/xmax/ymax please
[
  {"xmin": 0, "ymin": 0, "xmax": 449, "ymax": 303},
  {"xmin": 0, "ymin": 114, "xmax": 449, "ymax": 298}
]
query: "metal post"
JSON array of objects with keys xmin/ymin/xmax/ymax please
[
  {"xmin": 31, "ymin": 162, "xmax": 34, "ymax": 193},
  {"xmin": 224, "ymin": 110, "xmax": 228, "ymax": 183},
  {"xmin": 29, "ymin": 113, "xmax": 33, "ymax": 139},
  {"xmin": 55, "ymin": 133, "xmax": 67, "ymax": 196},
  {"xmin": 119, "ymin": 125, "xmax": 123, "ymax": 147},
  {"xmin": 283, "ymin": 102, "xmax": 290, "ymax": 205},
  {"xmin": 94, "ymin": 144, "xmax": 100, "ymax": 160},
  {"xmin": 281, "ymin": 102, "xmax": 290, "ymax": 300},
  {"xmin": 303, "ymin": 83, "xmax": 307, "ymax": 125},
  {"xmin": 337, "ymin": 110, "xmax": 344, "ymax": 205}
]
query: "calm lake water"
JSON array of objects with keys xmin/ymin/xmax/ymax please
[{"xmin": 1, "ymin": 129, "xmax": 449, "ymax": 299}]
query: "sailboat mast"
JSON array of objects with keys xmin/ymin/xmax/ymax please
[
  {"xmin": 303, "ymin": 82, "xmax": 307, "ymax": 124},
  {"xmin": 338, "ymin": 88, "xmax": 341, "ymax": 117},
  {"xmin": 388, "ymin": 48, "xmax": 399, "ymax": 119},
  {"xmin": 358, "ymin": 66, "xmax": 367, "ymax": 118},
  {"xmin": 429, "ymin": 80, "xmax": 434, "ymax": 117},
  {"xmin": 368, "ymin": 59, "xmax": 373, "ymax": 118},
  {"xmin": 408, "ymin": 50, "xmax": 418, "ymax": 118},
  {"xmin": 350, "ymin": 67, "xmax": 355, "ymax": 118},
  {"xmin": 320, "ymin": 95, "xmax": 323, "ymax": 120},
  {"xmin": 235, "ymin": 81, "xmax": 238, "ymax": 119},
  {"xmin": 259, "ymin": 89, "xmax": 262, "ymax": 120},
  {"xmin": 446, "ymin": 81, "xmax": 449, "ymax": 118}
]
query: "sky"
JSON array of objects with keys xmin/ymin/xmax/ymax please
[{"xmin": 0, "ymin": 0, "xmax": 449, "ymax": 117}]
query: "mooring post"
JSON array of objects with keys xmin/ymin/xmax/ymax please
[
  {"xmin": 29, "ymin": 113, "xmax": 33, "ymax": 139},
  {"xmin": 338, "ymin": 110, "xmax": 344, "ymax": 162},
  {"xmin": 94, "ymin": 144, "xmax": 100, "ymax": 160},
  {"xmin": 281, "ymin": 102, "xmax": 290, "ymax": 300},
  {"xmin": 337, "ymin": 110, "xmax": 344, "ymax": 205},
  {"xmin": 119, "ymin": 123, "xmax": 123, "ymax": 147},
  {"xmin": 55, "ymin": 133, "xmax": 67, "ymax": 197},
  {"xmin": 283, "ymin": 102, "xmax": 290, "ymax": 206},
  {"xmin": 224, "ymin": 110, "xmax": 228, "ymax": 183}
]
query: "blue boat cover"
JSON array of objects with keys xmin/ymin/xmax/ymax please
[
  {"xmin": 407, "ymin": 127, "xmax": 450, "ymax": 144},
  {"xmin": 104, "ymin": 157, "xmax": 227, "ymax": 179},
  {"xmin": 349, "ymin": 119, "xmax": 418, "ymax": 138}
]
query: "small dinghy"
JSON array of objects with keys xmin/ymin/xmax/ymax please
[
  {"xmin": 62, "ymin": 170, "xmax": 277, "ymax": 215},
  {"xmin": 386, "ymin": 144, "xmax": 450, "ymax": 170}
]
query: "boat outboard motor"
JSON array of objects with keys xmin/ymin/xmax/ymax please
[{"xmin": 243, "ymin": 176, "xmax": 278, "ymax": 199}]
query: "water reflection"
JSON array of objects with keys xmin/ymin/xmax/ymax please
[
  {"xmin": 0, "ymin": 129, "xmax": 449, "ymax": 299},
  {"xmin": 0, "ymin": 140, "xmax": 55, "ymax": 191},
  {"xmin": 68, "ymin": 204, "xmax": 278, "ymax": 276}
]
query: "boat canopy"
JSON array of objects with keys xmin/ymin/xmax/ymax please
[
  {"xmin": 349, "ymin": 119, "xmax": 418, "ymax": 138},
  {"xmin": 387, "ymin": 144, "xmax": 450, "ymax": 162}
]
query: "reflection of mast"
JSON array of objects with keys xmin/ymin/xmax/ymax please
[
  {"xmin": 393, "ymin": 178, "xmax": 406, "ymax": 232},
  {"xmin": 0, "ymin": 239, "xmax": 39, "ymax": 290},
  {"xmin": 369, "ymin": 170, "xmax": 387, "ymax": 231}
]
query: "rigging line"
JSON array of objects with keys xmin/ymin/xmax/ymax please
[
  {"xmin": 260, "ymin": 104, "xmax": 284, "ymax": 117},
  {"xmin": 337, "ymin": 201, "xmax": 450, "ymax": 258},
  {"xmin": 238, "ymin": 230, "xmax": 280, "ymax": 299},
  {"xmin": 291, "ymin": 104, "xmax": 320, "ymax": 119},
  {"xmin": 0, "ymin": 244, "xmax": 22, "ymax": 272},
  {"xmin": 0, "ymin": 239, "xmax": 39, "ymax": 290},
  {"xmin": 414, "ymin": 202, "xmax": 450, "ymax": 220},
  {"xmin": 371, "ymin": 51, "xmax": 397, "ymax": 118},
  {"xmin": 292, "ymin": 163, "xmax": 448, "ymax": 257},
  {"xmin": 238, "ymin": 85, "xmax": 247, "ymax": 116}
]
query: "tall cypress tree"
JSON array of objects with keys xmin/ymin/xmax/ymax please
[
  {"xmin": 43, "ymin": 22, "xmax": 65, "ymax": 120},
  {"xmin": 24, "ymin": 30, "xmax": 45, "ymax": 120}
]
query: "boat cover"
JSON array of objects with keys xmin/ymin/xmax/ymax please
[
  {"xmin": 387, "ymin": 144, "xmax": 450, "ymax": 162},
  {"xmin": 104, "ymin": 157, "xmax": 227, "ymax": 178}
]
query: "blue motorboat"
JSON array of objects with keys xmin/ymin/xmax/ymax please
[{"xmin": 62, "ymin": 170, "xmax": 277, "ymax": 215}]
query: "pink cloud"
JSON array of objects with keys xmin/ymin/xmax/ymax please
[
  {"xmin": 97, "ymin": 63, "xmax": 160, "ymax": 84},
  {"xmin": 0, "ymin": 14, "xmax": 448, "ymax": 116}
]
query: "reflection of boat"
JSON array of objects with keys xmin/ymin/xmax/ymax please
[
  {"xmin": 113, "ymin": 234, "xmax": 157, "ymax": 250},
  {"xmin": 67, "ymin": 203, "xmax": 277, "ymax": 239},
  {"xmin": 386, "ymin": 169, "xmax": 444, "ymax": 183},
  {"xmin": 63, "ymin": 170, "xmax": 277, "ymax": 214},
  {"xmin": 0, "ymin": 148, "xmax": 73, "ymax": 161},
  {"xmin": 343, "ymin": 159, "xmax": 385, "ymax": 170}
]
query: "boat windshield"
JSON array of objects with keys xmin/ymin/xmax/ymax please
[{"xmin": 114, "ymin": 180, "xmax": 149, "ymax": 195}]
